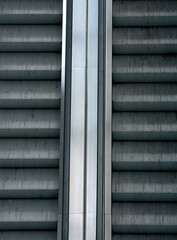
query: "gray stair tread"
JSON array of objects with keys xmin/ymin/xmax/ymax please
[
  {"xmin": 0, "ymin": 169, "xmax": 58, "ymax": 198},
  {"xmin": 112, "ymin": 112, "xmax": 177, "ymax": 140},
  {"xmin": 0, "ymin": 0, "xmax": 62, "ymax": 24},
  {"xmin": 112, "ymin": 203, "xmax": 177, "ymax": 233},
  {"xmin": 113, "ymin": 56, "xmax": 177, "ymax": 82},
  {"xmin": 0, "ymin": 231, "xmax": 57, "ymax": 240},
  {"xmin": 113, "ymin": 235, "xmax": 177, "ymax": 240},
  {"xmin": 0, "ymin": 139, "xmax": 59, "ymax": 167},
  {"xmin": 112, "ymin": 142, "xmax": 177, "ymax": 170},
  {"xmin": 0, "ymin": 110, "xmax": 60, "ymax": 137},
  {"xmin": 0, "ymin": 81, "xmax": 60, "ymax": 108},
  {"xmin": 0, "ymin": 53, "xmax": 61, "ymax": 80},
  {"xmin": 0, "ymin": 26, "xmax": 62, "ymax": 52},
  {"xmin": 113, "ymin": 0, "xmax": 177, "ymax": 27},
  {"xmin": 113, "ymin": 83, "xmax": 177, "ymax": 111},
  {"xmin": 112, "ymin": 171, "xmax": 177, "ymax": 201},
  {"xmin": 113, "ymin": 27, "xmax": 177, "ymax": 54},
  {"xmin": 0, "ymin": 200, "xmax": 57, "ymax": 230}
]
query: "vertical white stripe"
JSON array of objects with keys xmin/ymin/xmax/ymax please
[
  {"xmin": 85, "ymin": 0, "xmax": 98, "ymax": 239},
  {"xmin": 69, "ymin": 0, "xmax": 87, "ymax": 239}
]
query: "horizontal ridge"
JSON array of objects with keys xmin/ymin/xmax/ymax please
[{"xmin": 0, "ymin": 200, "xmax": 57, "ymax": 230}]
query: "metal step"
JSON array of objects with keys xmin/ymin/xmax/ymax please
[
  {"xmin": 112, "ymin": 112, "xmax": 177, "ymax": 140},
  {"xmin": 0, "ymin": 53, "xmax": 61, "ymax": 80},
  {"xmin": 0, "ymin": 0, "xmax": 62, "ymax": 236},
  {"xmin": 113, "ymin": 0, "xmax": 177, "ymax": 27},
  {"xmin": 112, "ymin": 55, "xmax": 177, "ymax": 83},
  {"xmin": 0, "ymin": 26, "xmax": 62, "ymax": 52},
  {"xmin": 0, "ymin": 231, "xmax": 57, "ymax": 240},
  {"xmin": 112, "ymin": 235, "xmax": 177, "ymax": 240},
  {"xmin": 112, "ymin": 171, "xmax": 177, "ymax": 201},
  {"xmin": 0, "ymin": 200, "xmax": 57, "ymax": 230},
  {"xmin": 113, "ymin": 83, "xmax": 177, "ymax": 111},
  {"xmin": 0, "ymin": 110, "xmax": 60, "ymax": 137},
  {"xmin": 0, "ymin": 169, "xmax": 58, "ymax": 198},
  {"xmin": 0, "ymin": 81, "xmax": 60, "ymax": 108},
  {"xmin": 113, "ymin": 27, "xmax": 177, "ymax": 54},
  {"xmin": 112, "ymin": 142, "xmax": 177, "ymax": 171},
  {"xmin": 0, "ymin": 0, "xmax": 62, "ymax": 24},
  {"xmin": 112, "ymin": 0, "xmax": 177, "ymax": 238},
  {"xmin": 0, "ymin": 139, "xmax": 59, "ymax": 168},
  {"xmin": 112, "ymin": 203, "xmax": 177, "ymax": 234}
]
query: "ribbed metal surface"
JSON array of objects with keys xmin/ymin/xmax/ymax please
[
  {"xmin": 113, "ymin": 0, "xmax": 177, "ymax": 27},
  {"xmin": 0, "ymin": 81, "xmax": 60, "ymax": 108},
  {"xmin": 0, "ymin": 0, "xmax": 62, "ymax": 24},
  {"xmin": 0, "ymin": 53, "xmax": 61, "ymax": 80},
  {"xmin": 0, "ymin": 0, "xmax": 62, "ymax": 239},
  {"xmin": 0, "ymin": 139, "xmax": 59, "ymax": 168},
  {"xmin": 0, "ymin": 169, "xmax": 58, "ymax": 198},
  {"xmin": 0, "ymin": 200, "xmax": 57, "ymax": 230},
  {"xmin": 113, "ymin": 235, "xmax": 177, "ymax": 240},
  {"xmin": 0, "ymin": 232, "xmax": 57, "ymax": 240},
  {"xmin": 0, "ymin": 26, "xmax": 62, "ymax": 51},
  {"xmin": 112, "ymin": 0, "xmax": 177, "ymax": 238}
]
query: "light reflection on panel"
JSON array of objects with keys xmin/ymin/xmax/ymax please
[{"xmin": 69, "ymin": 0, "xmax": 87, "ymax": 239}]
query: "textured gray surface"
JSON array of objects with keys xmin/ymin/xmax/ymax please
[
  {"xmin": 113, "ymin": 83, "xmax": 177, "ymax": 111},
  {"xmin": 0, "ymin": 232, "xmax": 57, "ymax": 240},
  {"xmin": 112, "ymin": 142, "xmax": 177, "ymax": 171},
  {"xmin": 112, "ymin": 112, "xmax": 177, "ymax": 140},
  {"xmin": 0, "ymin": 81, "xmax": 60, "ymax": 108},
  {"xmin": 0, "ymin": 139, "xmax": 59, "ymax": 168},
  {"xmin": 112, "ymin": 0, "xmax": 177, "ymax": 238},
  {"xmin": 0, "ymin": 53, "xmax": 61, "ymax": 80},
  {"xmin": 113, "ymin": 27, "xmax": 177, "ymax": 54},
  {"xmin": 0, "ymin": 110, "xmax": 60, "ymax": 137},
  {"xmin": 113, "ymin": 0, "xmax": 177, "ymax": 27},
  {"xmin": 0, "ymin": 169, "xmax": 58, "ymax": 198},
  {"xmin": 113, "ymin": 235, "xmax": 177, "ymax": 240},
  {"xmin": 112, "ymin": 55, "xmax": 177, "ymax": 82},
  {"xmin": 0, "ymin": 200, "xmax": 57, "ymax": 230},
  {"xmin": 112, "ymin": 203, "xmax": 177, "ymax": 233},
  {"xmin": 0, "ymin": 0, "xmax": 62, "ymax": 24},
  {"xmin": 0, "ymin": 26, "xmax": 62, "ymax": 52},
  {"xmin": 112, "ymin": 171, "xmax": 177, "ymax": 201},
  {"xmin": 0, "ymin": 0, "xmax": 62, "ymax": 236}
]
